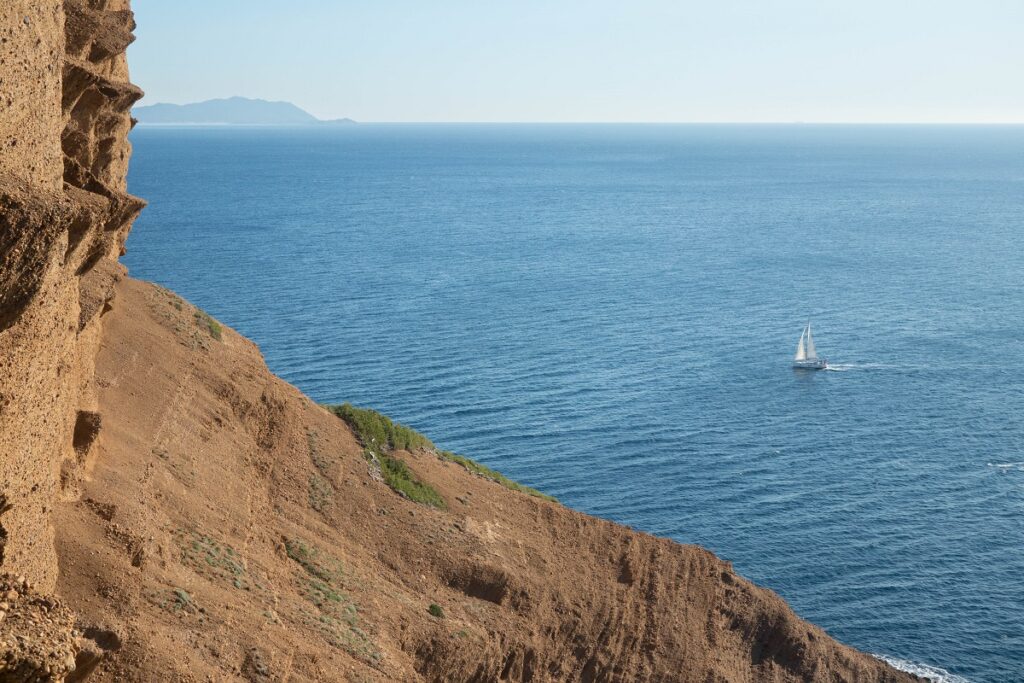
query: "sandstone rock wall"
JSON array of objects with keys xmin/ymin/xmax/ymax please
[{"xmin": 0, "ymin": 0, "xmax": 143, "ymax": 592}]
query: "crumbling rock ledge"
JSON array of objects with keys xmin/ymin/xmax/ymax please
[{"xmin": 0, "ymin": 574, "xmax": 78, "ymax": 682}]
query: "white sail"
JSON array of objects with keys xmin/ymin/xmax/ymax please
[
  {"xmin": 805, "ymin": 323, "xmax": 817, "ymax": 359},
  {"xmin": 793, "ymin": 322, "xmax": 826, "ymax": 368},
  {"xmin": 794, "ymin": 328, "xmax": 806, "ymax": 361}
]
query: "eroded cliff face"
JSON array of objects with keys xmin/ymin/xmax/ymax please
[
  {"xmin": 1, "ymin": 4, "xmax": 920, "ymax": 682},
  {"xmin": 1, "ymin": 2, "xmax": 141, "ymax": 678},
  {"xmin": 0, "ymin": 0, "xmax": 142, "ymax": 591}
]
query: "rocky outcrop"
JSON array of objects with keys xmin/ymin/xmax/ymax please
[
  {"xmin": 2, "ymin": 2, "xmax": 141, "ymax": 678},
  {"xmin": 0, "ymin": 574, "xmax": 81, "ymax": 682},
  {"xmin": 0, "ymin": 0, "xmax": 142, "ymax": 592}
]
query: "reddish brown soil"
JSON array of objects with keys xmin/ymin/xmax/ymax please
[{"xmin": 47, "ymin": 278, "xmax": 918, "ymax": 682}]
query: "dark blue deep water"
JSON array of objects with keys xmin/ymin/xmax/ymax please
[{"xmin": 125, "ymin": 125, "xmax": 1024, "ymax": 682}]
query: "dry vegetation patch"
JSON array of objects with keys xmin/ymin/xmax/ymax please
[{"xmin": 284, "ymin": 538, "xmax": 379, "ymax": 664}]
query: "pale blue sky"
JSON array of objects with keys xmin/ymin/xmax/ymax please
[{"xmin": 129, "ymin": 1, "xmax": 1024, "ymax": 123}]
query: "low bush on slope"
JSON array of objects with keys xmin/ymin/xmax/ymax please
[
  {"xmin": 325, "ymin": 403, "xmax": 556, "ymax": 506},
  {"xmin": 327, "ymin": 403, "xmax": 445, "ymax": 508},
  {"xmin": 438, "ymin": 451, "xmax": 556, "ymax": 502},
  {"xmin": 329, "ymin": 403, "xmax": 433, "ymax": 452},
  {"xmin": 373, "ymin": 449, "xmax": 447, "ymax": 509}
]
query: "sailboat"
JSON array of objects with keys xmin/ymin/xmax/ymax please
[{"xmin": 793, "ymin": 322, "xmax": 827, "ymax": 369}]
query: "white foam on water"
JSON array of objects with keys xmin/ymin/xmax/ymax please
[
  {"xmin": 875, "ymin": 655, "xmax": 971, "ymax": 683},
  {"xmin": 823, "ymin": 363, "xmax": 899, "ymax": 372},
  {"xmin": 987, "ymin": 461, "xmax": 1024, "ymax": 471}
]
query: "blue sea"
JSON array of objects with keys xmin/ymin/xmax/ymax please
[{"xmin": 125, "ymin": 124, "xmax": 1024, "ymax": 682}]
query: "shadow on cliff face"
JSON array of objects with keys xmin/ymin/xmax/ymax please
[
  {"xmin": 0, "ymin": 493, "xmax": 10, "ymax": 565},
  {"xmin": 0, "ymin": 192, "xmax": 72, "ymax": 333},
  {"xmin": 66, "ymin": 626, "xmax": 123, "ymax": 683}
]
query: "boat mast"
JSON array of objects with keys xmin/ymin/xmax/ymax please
[{"xmin": 805, "ymin": 322, "xmax": 817, "ymax": 360}]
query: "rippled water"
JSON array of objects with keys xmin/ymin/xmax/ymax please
[{"xmin": 125, "ymin": 124, "xmax": 1024, "ymax": 682}]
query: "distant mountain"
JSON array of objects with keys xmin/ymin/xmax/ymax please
[{"xmin": 132, "ymin": 97, "xmax": 355, "ymax": 126}]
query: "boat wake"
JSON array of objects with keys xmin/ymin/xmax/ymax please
[
  {"xmin": 822, "ymin": 362, "xmax": 904, "ymax": 372},
  {"xmin": 875, "ymin": 655, "xmax": 971, "ymax": 683},
  {"xmin": 987, "ymin": 461, "xmax": 1024, "ymax": 471}
]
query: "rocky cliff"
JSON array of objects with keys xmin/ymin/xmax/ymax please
[
  {"xmin": 0, "ymin": 3, "xmax": 919, "ymax": 682},
  {"xmin": 1, "ymin": 1, "xmax": 141, "ymax": 677},
  {"xmin": 1, "ymin": 0, "xmax": 141, "ymax": 587}
]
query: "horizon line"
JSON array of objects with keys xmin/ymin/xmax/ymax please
[
  {"xmin": 131, "ymin": 98, "xmax": 1024, "ymax": 126},
  {"xmin": 132, "ymin": 119, "xmax": 1024, "ymax": 126},
  {"xmin": 359, "ymin": 120, "xmax": 1024, "ymax": 125}
]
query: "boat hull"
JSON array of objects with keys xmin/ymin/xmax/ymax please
[{"xmin": 793, "ymin": 359, "xmax": 828, "ymax": 370}]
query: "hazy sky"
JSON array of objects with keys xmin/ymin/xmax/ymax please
[{"xmin": 129, "ymin": 1, "xmax": 1024, "ymax": 123}]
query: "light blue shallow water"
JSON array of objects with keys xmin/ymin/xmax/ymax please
[{"xmin": 125, "ymin": 124, "xmax": 1024, "ymax": 682}]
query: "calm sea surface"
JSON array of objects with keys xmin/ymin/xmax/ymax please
[{"xmin": 125, "ymin": 124, "xmax": 1024, "ymax": 682}]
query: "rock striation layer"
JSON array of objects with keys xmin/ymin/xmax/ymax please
[{"xmin": 1, "ymin": 3, "xmax": 920, "ymax": 682}]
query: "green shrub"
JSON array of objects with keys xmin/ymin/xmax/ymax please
[
  {"xmin": 284, "ymin": 538, "xmax": 378, "ymax": 662},
  {"xmin": 172, "ymin": 588, "xmax": 193, "ymax": 611},
  {"xmin": 307, "ymin": 429, "xmax": 332, "ymax": 474},
  {"xmin": 308, "ymin": 472, "xmax": 333, "ymax": 512},
  {"xmin": 326, "ymin": 403, "xmax": 445, "ymax": 508},
  {"xmin": 193, "ymin": 309, "xmax": 222, "ymax": 341},
  {"xmin": 379, "ymin": 453, "xmax": 446, "ymax": 509},
  {"xmin": 428, "ymin": 603, "xmax": 445, "ymax": 618},
  {"xmin": 325, "ymin": 402, "xmax": 555, "ymax": 506},
  {"xmin": 439, "ymin": 451, "xmax": 556, "ymax": 502},
  {"xmin": 285, "ymin": 538, "xmax": 339, "ymax": 583},
  {"xmin": 175, "ymin": 529, "xmax": 249, "ymax": 589},
  {"xmin": 326, "ymin": 403, "xmax": 433, "ymax": 452}
]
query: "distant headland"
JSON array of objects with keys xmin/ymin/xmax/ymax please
[{"xmin": 132, "ymin": 96, "xmax": 356, "ymax": 125}]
